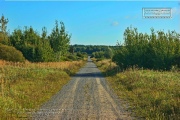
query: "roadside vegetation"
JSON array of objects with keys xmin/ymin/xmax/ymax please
[
  {"xmin": 0, "ymin": 15, "xmax": 87, "ymax": 62},
  {"xmin": 93, "ymin": 59, "xmax": 180, "ymax": 120},
  {"xmin": 91, "ymin": 26, "xmax": 180, "ymax": 119},
  {"xmin": 0, "ymin": 15, "xmax": 88, "ymax": 119},
  {"xmin": 113, "ymin": 27, "xmax": 180, "ymax": 70},
  {"xmin": 0, "ymin": 60, "xmax": 86, "ymax": 119},
  {"xmin": 1, "ymin": 13, "xmax": 180, "ymax": 119},
  {"xmin": 0, "ymin": 43, "xmax": 25, "ymax": 62}
]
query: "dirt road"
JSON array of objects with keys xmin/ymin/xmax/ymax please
[{"xmin": 32, "ymin": 57, "xmax": 134, "ymax": 120}]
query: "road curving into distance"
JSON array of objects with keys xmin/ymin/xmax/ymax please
[{"xmin": 32, "ymin": 57, "xmax": 135, "ymax": 120}]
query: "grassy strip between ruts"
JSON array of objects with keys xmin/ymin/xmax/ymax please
[
  {"xmin": 92, "ymin": 58, "xmax": 180, "ymax": 120},
  {"xmin": 0, "ymin": 59, "xmax": 86, "ymax": 120}
]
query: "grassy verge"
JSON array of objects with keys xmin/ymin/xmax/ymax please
[
  {"xmin": 93, "ymin": 58, "xmax": 180, "ymax": 120},
  {"xmin": 0, "ymin": 60, "xmax": 86, "ymax": 119}
]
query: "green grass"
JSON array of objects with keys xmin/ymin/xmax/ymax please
[
  {"xmin": 93, "ymin": 59, "xmax": 180, "ymax": 120},
  {"xmin": 0, "ymin": 60, "xmax": 86, "ymax": 119}
]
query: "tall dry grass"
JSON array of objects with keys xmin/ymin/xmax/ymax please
[
  {"xmin": 0, "ymin": 60, "xmax": 83, "ymax": 69},
  {"xmin": 94, "ymin": 59, "xmax": 180, "ymax": 120},
  {"xmin": 0, "ymin": 59, "xmax": 86, "ymax": 119}
]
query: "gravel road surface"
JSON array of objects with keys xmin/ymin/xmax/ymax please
[{"xmin": 32, "ymin": 57, "xmax": 134, "ymax": 120}]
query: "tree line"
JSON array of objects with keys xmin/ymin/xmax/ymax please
[
  {"xmin": 72, "ymin": 44, "xmax": 118, "ymax": 54},
  {"xmin": 1, "ymin": 14, "xmax": 180, "ymax": 70},
  {"xmin": 72, "ymin": 45, "xmax": 117, "ymax": 59},
  {"xmin": 0, "ymin": 15, "xmax": 87, "ymax": 62},
  {"xmin": 0, "ymin": 15, "xmax": 116, "ymax": 62},
  {"xmin": 112, "ymin": 26, "xmax": 180, "ymax": 70}
]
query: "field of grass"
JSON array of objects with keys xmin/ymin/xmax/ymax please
[
  {"xmin": 0, "ymin": 60, "xmax": 86, "ymax": 119},
  {"xmin": 93, "ymin": 59, "xmax": 180, "ymax": 120}
]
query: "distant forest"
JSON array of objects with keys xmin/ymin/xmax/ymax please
[
  {"xmin": 72, "ymin": 44, "xmax": 118, "ymax": 55},
  {"xmin": 0, "ymin": 15, "xmax": 180, "ymax": 70}
]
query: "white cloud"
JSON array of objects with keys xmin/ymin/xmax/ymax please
[{"xmin": 111, "ymin": 21, "xmax": 119, "ymax": 26}]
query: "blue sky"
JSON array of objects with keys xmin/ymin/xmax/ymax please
[{"xmin": 0, "ymin": 1, "xmax": 180, "ymax": 45}]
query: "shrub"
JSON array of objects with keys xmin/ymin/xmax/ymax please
[
  {"xmin": 0, "ymin": 44, "xmax": 25, "ymax": 62},
  {"xmin": 0, "ymin": 31, "xmax": 10, "ymax": 45},
  {"xmin": 76, "ymin": 52, "xmax": 87, "ymax": 60},
  {"xmin": 66, "ymin": 54, "xmax": 77, "ymax": 61},
  {"xmin": 113, "ymin": 27, "xmax": 180, "ymax": 70}
]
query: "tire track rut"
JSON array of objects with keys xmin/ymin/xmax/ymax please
[{"xmin": 32, "ymin": 57, "xmax": 135, "ymax": 120}]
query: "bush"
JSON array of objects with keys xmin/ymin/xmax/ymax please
[
  {"xmin": 113, "ymin": 27, "xmax": 180, "ymax": 70},
  {"xmin": 66, "ymin": 54, "xmax": 77, "ymax": 61},
  {"xmin": 0, "ymin": 44, "xmax": 25, "ymax": 62},
  {"xmin": 76, "ymin": 52, "xmax": 87, "ymax": 60},
  {"xmin": 0, "ymin": 32, "xmax": 9, "ymax": 45}
]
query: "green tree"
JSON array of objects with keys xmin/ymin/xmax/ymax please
[
  {"xmin": 10, "ymin": 27, "xmax": 54, "ymax": 62},
  {"xmin": 0, "ymin": 15, "xmax": 8, "ymax": 34},
  {"xmin": 104, "ymin": 47, "xmax": 113, "ymax": 59},
  {"xmin": 10, "ymin": 29, "xmax": 24, "ymax": 49},
  {"xmin": 39, "ymin": 27, "xmax": 54, "ymax": 62},
  {"xmin": 113, "ymin": 26, "xmax": 180, "ymax": 70},
  {"xmin": 0, "ymin": 15, "xmax": 9, "ymax": 45},
  {"xmin": 49, "ymin": 21, "xmax": 71, "ymax": 61}
]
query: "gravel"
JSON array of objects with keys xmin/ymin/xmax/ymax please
[{"xmin": 31, "ymin": 57, "xmax": 135, "ymax": 120}]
